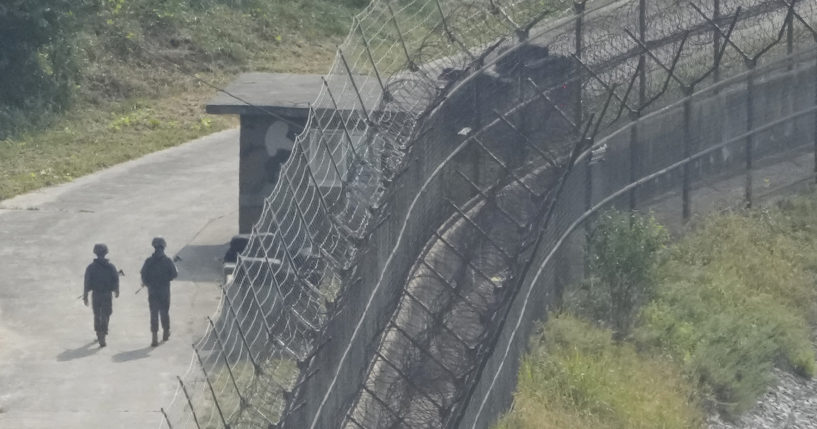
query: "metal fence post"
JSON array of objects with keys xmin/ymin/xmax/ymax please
[
  {"xmin": 631, "ymin": 0, "xmax": 647, "ymax": 212},
  {"xmin": 574, "ymin": 1, "xmax": 585, "ymax": 129},
  {"xmin": 638, "ymin": 0, "xmax": 647, "ymax": 104},
  {"xmin": 682, "ymin": 87, "xmax": 693, "ymax": 220},
  {"xmin": 746, "ymin": 60, "xmax": 756, "ymax": 208},
  {"xmin": 629, "ymin": 115, "xmax": 639, "ymax": 211},
  {"xmin": 713, "ymin": 0, "xmax": 721, "ymax": 84}
]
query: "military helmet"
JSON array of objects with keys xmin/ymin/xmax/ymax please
[
  {"xmin": 151, "ymin": 236, "xmax": 167, "ymax": 249},
  {"xmin": 93, "ymin": 243, "xmax": 108, "ymax": 256}
]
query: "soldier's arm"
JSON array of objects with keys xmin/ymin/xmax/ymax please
[
  {"xmin": 140, "ymin": 259, "xmax": 149, "ymax": 286},
  {"xmin": 111, "ymin": 264, "xmax": 120, "ymax": 295},
  {"xmin": 169, "ymin": 257, "xmax": 178, "ymax": 280},
  {"xmin": 83, "ymin": 266, "xmax": 91, "ymax": 305},
  {"xmin": 84, "ymin": 266, "xmax": 92, "ymax": 294}
]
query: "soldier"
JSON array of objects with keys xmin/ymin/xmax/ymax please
[
  {"xmin": 83, "ymin": 243, "xmax": 120, "ymax": 347},
  {"xmin": 140, "ymin": 237, "xmax": 178, "ymax": 347}
]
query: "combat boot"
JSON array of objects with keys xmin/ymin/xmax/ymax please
[
  {"xmin": 162, "ymin": 330, "xmax": 170, "ymax": 342},
  {"xmin": 151, "ymin": 332, "xmax": 159, "ymax": 347}
]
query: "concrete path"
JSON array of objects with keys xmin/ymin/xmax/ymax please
[{"xmin": 0, "ymin": 129, "xmax": 239, "ymax": 428}]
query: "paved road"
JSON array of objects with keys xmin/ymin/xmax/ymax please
[{"xmin": 0, "ymin": 129, "xmax": 239, "ymax": 428}]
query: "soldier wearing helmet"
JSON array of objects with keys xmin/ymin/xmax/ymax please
[
  {"xmin": 140, "ymin": 237, "xmax": 178, "ymax": 347},
  {"xmin": 83, "ymin": 243, "xmax": 120, "ymax": 347}
]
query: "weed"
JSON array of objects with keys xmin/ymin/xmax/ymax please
[{"xmin": 494, "ymin": 315, "xmax": 703, "ymax": 429}]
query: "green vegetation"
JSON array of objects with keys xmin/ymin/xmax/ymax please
[
  {"xmin": 637, "ymin": 209, "xmax": 817, "ymax": 415},
  {"xmin": 494, "ymin": 315, "xmax": 703, "ymax": 429},
  {"xmin": 0, "ymin": 0, "xmax": 366, "ymax": 200},
  {"xmin": 574, "ymin": 210, "xmax": 668, "ymax": 338},
  {"xmin": 497, "ymin": 194, "xmax": 817, "ymax": 428}
]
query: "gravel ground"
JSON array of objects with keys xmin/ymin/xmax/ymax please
[{"xmin": 708, "ymin": 331, "xmax": 817, "ymax": 429}]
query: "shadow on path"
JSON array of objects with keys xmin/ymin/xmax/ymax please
[
  {"xmin": 112, "ymin": 346, "xmax": 154, "ymax": 363},
  {"xmin": 56, "ymin": 341, "xmax": 100, "ymax": 361},
  {"xmin": 174, "ymin": 243, "xmax": 228, "ymax": 283}
]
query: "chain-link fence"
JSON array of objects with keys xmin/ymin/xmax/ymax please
[{"xmin": 160, "ymin": 0, "xmax": 817, "ymax": 428}]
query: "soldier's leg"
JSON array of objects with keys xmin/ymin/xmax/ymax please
[
  {"xmin": 148, "ymin": 294, "xmax": 160, "ymax": 333},
  {"xmin": 148, "ymin": 293, "xmax": 160, "ymax": 346},
  {"xmin": 92, "ymin": 306, "xmax": 102, "ymax": 334},
  {"xmin": 100, "ymin": 295, "xmax": 112, "ymax": 335},
  {"xmin": 93, "ymin": 294, "xmax": 112, "ymax": 347},
  {"xmin": 160, "ymin": 292, "xmax": 170, "ymax": 341}
]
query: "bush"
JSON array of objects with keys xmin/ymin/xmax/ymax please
[
  {"xmin": 635, "ymin": 210, "xmax": 817, "ymax": 417},
  {"xmin": 568, "ymin": 210, "xmax": 667, "ymax": 338},
  {"xmin": 494, "ymin": 315, "xmax": 703, "ymax": 429},
  {"xmin": 0, "ymin": 0, "xmax": 90, "ymax": 137}
]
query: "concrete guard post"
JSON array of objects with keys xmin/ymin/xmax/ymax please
[{"xmin": 206, "ymin": 73, "xmax": 322, "ymax": 267}]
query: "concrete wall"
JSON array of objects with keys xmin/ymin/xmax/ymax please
[{"xmin": 238, "ymin": 115, "xmax": 299, "ymax": 233}]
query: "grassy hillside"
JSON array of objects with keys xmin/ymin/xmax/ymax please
[
  {"xmin": 496, "ymin": 191, "xmax": 817, "ymax": 428},
  {"xmin": 0, "ymin": 0, "xmax": 366, "ymax": 200}
]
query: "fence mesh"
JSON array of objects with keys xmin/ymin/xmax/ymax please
[{"xmin": 161, "ymin": 0, "xmax": 817, "ymax": 428}]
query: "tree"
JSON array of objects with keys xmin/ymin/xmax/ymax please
[
  {"xmin": 0, "ymin": 0, "xmax": 89, "ymax": 136},
  {"xmin": 584, "ymin": 210, "xmax": 667, "ymax": 338}
]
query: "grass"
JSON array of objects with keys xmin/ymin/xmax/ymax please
[
  {"xmin": 191, "ymin": 357, "xmax": 298, "ymax": 428},
  {"xmin": 498, "ymin": 190, "xmax": 817, "ymax": 427},
  {"xmin": 0, "ymin": 0, "xmax": 358, "ymax": 201},
  {"xmin": 0, "ymin": 91, "xmax": 235, "ymax": 199},
  {"xmin": 494, "ymin": 315, "xmax": 703, "ymax": 429},
  {"xmin": 635, "ymin": 204, "xmax": 817, "ymax": 416}
]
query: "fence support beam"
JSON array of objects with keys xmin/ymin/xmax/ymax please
[
  {"xmin": 629, "ymin": 114, "xmax": 640, "ymax": 211},
  {"xmin": 713, "ymin": 0, "xmax": 721, "ymax": 84},
  {"xmin": 574, "ymin": 1, "xmax": 585, "ymax": 129},
  {"xmin": 177, "ymin": 376, "xmax": 202, "ymax": 429},
  {"xmin": 746, "ymin": 60, "xmax": 756, "ymax": 208},
  {"xmin": 682, "ymin": 87, "xmax": 694, "ymax": 221},
  {"xmin": 193, "ymin": 346, "xmax": 231, "ymax": 429}
]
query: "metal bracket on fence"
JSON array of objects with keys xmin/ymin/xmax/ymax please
[
  {"xmin": 432, "ymin": 230, "xmax": 504, "ymax": 291},
  {"xmin": 177, "ymin": 376, "xmax": 202, "ymax": 429},
  {"xmin": 339, "ymin": 49, "xmax": 376, "ymax": 128},
  {"xmin": 220, "ymin": 287, "xmax": 266, "ymax": 377},
  {"xmin": 454, "ymin": 170, "xmax": 527, "ymax": 230},
  {"xmin": 401, "ymin": 287, "xmax": 477, "ymax": 352},
  {"xmin": 488, "ymin": 0, "xmax": 519, "ymax": 33},
  {"xmin": 298, "ymin": 336, "xmax": 331, "ymax": 371},
  {"xmin": 433, "ymin": 0, "xmax": 475, "ymax": 61},
  {"xmin": 193, "ymin": 345, "xmax": 231, "ymax": 429},
  {"xmin": 526, "ymin": 78, "xmax": 579, "ymax": 133},
  {"xmin": 388, "ymin": 321, "xmax": 464, "ymax": 382},
  {"xmin": 623, "ymin": 28, "xmax": 689, "ymax": 108},
  {"xmin": 386, "ymin": 2, "xmax": 419, "ymax": 73},
  {"xmin": 321, "ymin": 76, "xmax": 363, "ymax": 164},
  {"xmin": 445, "ymin": 198, "xmax": 515, "ymax": 262},
  {"xmin": 160, "ymin": 408, "xmax": 174, "ymax": 429},
  {"xmin": 206, "ymin": 317, "xmax": 249, "ymax": 412},
  {"xmin": 417, "ymin": 258, "xmax": 486, "ymax": 315},
  {"xmin": 355, "ymin": 18, "xmax": 390, "ymax": 103},
  {"xmin": 572, "ymin": 54, "xmax": 637, "ymax": 119},
  {"xmin": 779, "ymin": 0, "xmax": 817, "ymax": 38},
  {"xmin": 361, "ymin": 385, "xmax": 408, "ymax": 427},
  {"xmin": 471, "ymin": 136, "xmax": 542, "ymax": 198},
  {"xmin": 373, "ymin": 348, "xmax": 446, "ymax": 411},
  {"xmin": 493, "ymin": 109, "xmax": 559, "ymax": 168}
]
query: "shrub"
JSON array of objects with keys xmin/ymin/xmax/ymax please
[
  {"xmin": 494, "ymin": 315, "xmax": 703, "ymax": 429},
  {"xmin": 635, "ymin": 210, "xmax": 817, "ymax": 417},
  {"xmin": 570, "ymin": 210, "xmax": 668, "ymax": 338}
]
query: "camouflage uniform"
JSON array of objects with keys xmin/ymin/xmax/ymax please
[
  {"xmin": 84, "ymin": 244, "xmax": 119, "ymax": 347},
  {"xmin": 140, "ymin": 237, "xmax": 177, "ymax": 346}
]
